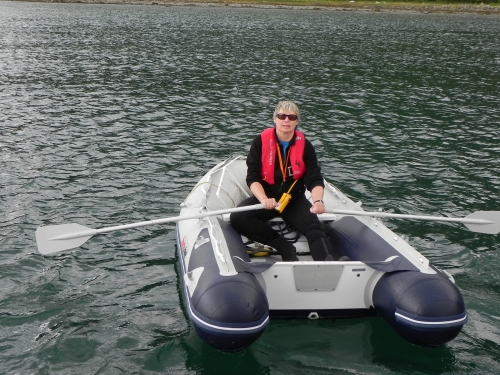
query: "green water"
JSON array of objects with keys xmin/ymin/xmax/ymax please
[{"xmin": 1, "ymin": 1, "xmax": 499, "ymax": 373}]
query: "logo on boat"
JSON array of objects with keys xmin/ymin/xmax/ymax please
[{"xmin": 181, "ymin": 236, "xmax": 188, "ymax": 258}]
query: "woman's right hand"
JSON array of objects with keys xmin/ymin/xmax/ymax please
[
  {"xmin": 261, "ymin": 198, "xmax": 278, "ymax": 210},
  {"xmin": 250, "ymin": 182, "xmax": 277, "ymax": 210}
]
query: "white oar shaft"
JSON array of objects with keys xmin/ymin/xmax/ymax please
[
  {"xmin": 52, "ymin": 229, "xmax": 97, "ymax": 240},
  {"xmin": 328, "ymin": 209, "xmax": 493, "ymax": 225},
  {"xmin": 51, "ymin": 204, "xmax": 264, "ymax": 241}
]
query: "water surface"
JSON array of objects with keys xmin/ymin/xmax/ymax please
[{"xmin": 1, "ymin": 2, "xmax": 499, "ymax": 374}]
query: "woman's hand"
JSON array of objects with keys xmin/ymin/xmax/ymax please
[
  {"xmin": 250, "ymin": 182, "xmax": 277, "ymax": 210},
  {"xmin": 261, "ymin": 198, "xmax": 278, "ymax": 210},
  {"xmin": 310, "ymin": 201, "xmax": 326, "ymax": 215},
  {"xmin": 310, "ymin": 186, "xmax": 326, "ymax": 214}
]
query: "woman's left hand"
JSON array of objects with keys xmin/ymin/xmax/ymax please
[{"xmin": 310, "ymin": 201, "xmax": 326, "ymax": 215}]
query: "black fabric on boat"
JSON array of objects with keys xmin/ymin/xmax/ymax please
[
  {"xmin": 373, "ymin": 267, "xmax": 467, "ymax": 347},
  {"xmin": 187, "ymin": 227, "xmax": 269, "ymax": 323},
  {"xmin": 232, "ymin": 256, "xmax": 275, "ymax": 274},
  {"xmin": 217, "ymin": 218, "xmax": 252, "ymax": 262},
  {"xmin": 363, "ymin": 256, "xmax": 416, "ymax": 272},
  {"xmin": 324, "ymin": 216, "xmax": 420, "ymax": 272},
  {"xmin": 217, "ymin": 218, "xmax": 276, "ymax": 273}
]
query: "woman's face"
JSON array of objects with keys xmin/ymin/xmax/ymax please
[{"xmin": 274, "ymin": 109, "xmax": 299, "ymax": 140}]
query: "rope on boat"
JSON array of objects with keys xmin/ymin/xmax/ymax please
[{"xmin": 182, "ymin": 181, "xmax": 236, "ymax": 207}]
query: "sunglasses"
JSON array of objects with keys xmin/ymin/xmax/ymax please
[{"xmin": 276, "ymin": 113, "xmax": 298, "ymax": 121}]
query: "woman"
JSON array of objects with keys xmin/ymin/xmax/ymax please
[{"xmin": 230, "ymin": 100, "xmax": 335, "ymax": 262}]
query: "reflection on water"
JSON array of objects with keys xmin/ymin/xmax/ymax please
[{"xmin": 1, "ymin": 1, "xmax": 499, "ymax": 374}]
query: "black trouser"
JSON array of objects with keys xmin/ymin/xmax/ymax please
[{"xmin": 230, "ymin": 195, "xmax": 334, "ymax": 261}]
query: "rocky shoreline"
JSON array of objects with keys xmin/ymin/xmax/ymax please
[{"xmin": 10, "ymin": 0, "xmax": 500, "ymax": 13}]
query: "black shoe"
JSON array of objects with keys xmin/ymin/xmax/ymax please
[{"xmin": 268, "ymin": 237, "xmax": 297, "ymax": 262}]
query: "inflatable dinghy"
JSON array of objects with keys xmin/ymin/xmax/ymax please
[{"xmin": 176, "ymin": 156, "xmax": 468, "ymax": 352}]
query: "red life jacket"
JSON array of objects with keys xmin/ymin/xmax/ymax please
[{"xmin": 260, "ymin": 128, "xmax": 306, "ymax": 185}]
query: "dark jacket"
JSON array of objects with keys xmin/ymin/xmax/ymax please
[{"xmin": 246, "ymin": 128, "xmax": 325, "ymax": 201}]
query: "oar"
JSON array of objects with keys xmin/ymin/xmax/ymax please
[
  {"xmin": 35, "ymin": 204, "xmax": 264, "ymax": 255},
  {"xmin": 326, "ymin": 209, "xmax": 500, "ymax": 235}
]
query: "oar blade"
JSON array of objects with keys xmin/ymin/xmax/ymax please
[
  {"xmin": 464, "ymin": 211, "xmax": 500, "ymax": 234},
  {"xmin": 36, "ymin": 223, "xmax": 94, "ymax": 255}
]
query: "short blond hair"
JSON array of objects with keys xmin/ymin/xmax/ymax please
[{"xmin": 273, "ymin": 100, "xmax": 300, "ymax": 122}]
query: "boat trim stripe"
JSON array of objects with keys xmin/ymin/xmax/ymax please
[
  {"xmin": 395, "ymin": 310, "xmax": 468, "ymax": 327},
  {"xmin": 187, "ymin": 300, "xmax": 270, "ymax": 332}
]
